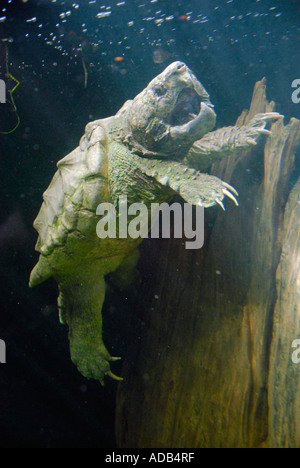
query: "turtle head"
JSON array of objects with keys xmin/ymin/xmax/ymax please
[{"xmin": 123, "ymin": 61, "xmax": 216, "ymax": 158}]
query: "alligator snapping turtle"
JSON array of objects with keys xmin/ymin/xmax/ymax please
[{"xmin": 29, "ymin": 62, "xmax": 281, "ymax": 384}]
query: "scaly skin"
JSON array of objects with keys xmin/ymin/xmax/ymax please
[
  {"xmin": 29, "ymin": 62, "xmax": 282, "ymax": 383},
  {"xmin": 185, "ymin": 113, "xmax": 283, "ymax": 171}
]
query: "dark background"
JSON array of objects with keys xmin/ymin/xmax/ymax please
[{"xmin": 0, "ymin": 0, "xmax": 299, "ymax": 447}]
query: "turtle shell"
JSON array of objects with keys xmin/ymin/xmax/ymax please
[{"xmin": 30, "ymin": 123, "xmax": 109, "ymax": 286}]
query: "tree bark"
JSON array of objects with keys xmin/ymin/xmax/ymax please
[{"xmin": 115, "ymin": 79, "xmax": 300, "ymax": 448}]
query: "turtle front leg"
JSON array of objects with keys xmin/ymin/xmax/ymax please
[
  {"xmin": 135, "ymin": 158, "xmax": 239, "ymax": 209},
  {"xmin": 58, "ymin": 273, "xmax": 122, "ymax": 385},
  {"xmin": 185, "ymin": 112, "xmax": 283, "ymax": 170}
]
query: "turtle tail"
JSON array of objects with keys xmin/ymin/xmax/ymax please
[{"xmin": 29, "ymin": 255, "xmax": 52, "ymax": 288}]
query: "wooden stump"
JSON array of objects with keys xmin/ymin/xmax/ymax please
[{"xmin": 115, "ymin": 79, "xmax": 300, "ymax": 448}]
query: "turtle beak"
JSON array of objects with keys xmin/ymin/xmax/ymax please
[{"xmin": 170, "ymin": 101, "xmax": 216, "ymax": 142}]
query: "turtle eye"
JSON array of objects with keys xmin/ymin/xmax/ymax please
[{"xmin": 153, "ymin": 84, "xmax": 167, "ymax": 96}]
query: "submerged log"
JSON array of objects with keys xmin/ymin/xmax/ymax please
[{"xmin": 115, "ymin": 79, "xmax": 300, "ymax": 448}]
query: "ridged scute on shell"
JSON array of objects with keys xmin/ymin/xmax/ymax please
[
  {"xmin": 33, "ymin": 170, "xmax": 65, "ymax": 252},
  {"xmin": 30, "ymin": 123, "xmax": 109, "ymax": 286}
]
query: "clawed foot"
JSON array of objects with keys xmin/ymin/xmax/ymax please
[
  {"xmin": 167, "ymin": 169, "xmax": 239, "ymax": 210},
  {"xmin": 185, "ymin": 111, "xmax": 284, "ymax": 171},
  {"xmin": 241, "ymin": 112, "xmax": 283, "ymax": 146},
  {"xmin": 70, "ymin": 342, "xmax": 123, "ymax": 385}
]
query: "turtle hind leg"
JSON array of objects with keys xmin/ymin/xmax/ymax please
[{"xmin": 58, "ymin": 272, "xmax": 122, "ymax": 385}]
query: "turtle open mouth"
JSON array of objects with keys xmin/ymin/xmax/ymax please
[{"xmin": 168, "ymin": 88, "xmax": 203, "ymax": 126}]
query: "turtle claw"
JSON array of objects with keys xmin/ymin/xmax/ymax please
[
  {"xmin": 250, "ymin": 112, "xmax": 283, "ymax": 124},
  {"xmin": 260, "ymin": 112, "xmax": 283, "ymax": 122},
  {"xmin": 257, "ymin": 128, "xmax": 272, "ymax": 136},
  {"xmin": 222, "ymin": 188, "xmax": 239, "ymax": 206},
  {"xmin": 215, "ymin": 198, "xmax": 226, "ymax": 211},
  {"xmin": 222, "ymin": 181, "xmax": 239, "ymax": 197},
  {"xmin": 106, "ymin": 370, "xmax": 123, "ymax": 381}
]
